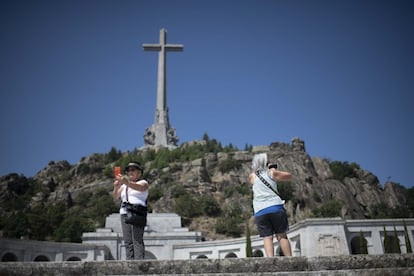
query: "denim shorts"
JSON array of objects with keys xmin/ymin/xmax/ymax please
[{"xmin": 254, "ymin": 209, "xmax": 289, "ymax": 237}]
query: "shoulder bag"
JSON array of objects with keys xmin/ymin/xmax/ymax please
[{"xmin": 123, "ymin": 183, "xmax": 147, "ymax": 227}]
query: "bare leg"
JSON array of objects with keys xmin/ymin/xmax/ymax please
[
  {"xmin": 263, "ymin": 236, "xmax": 274, "ymax": 257},
  {"xmin": 276, "ymin": 233, "xmax": 292, "ymax": 256}
]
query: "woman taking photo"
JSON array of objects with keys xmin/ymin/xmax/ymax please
[
  {"xmin": 113, "ymin": 161, "xmax": 148, "ymax": 260},
  {"xmin": 249, "ymin": 153, "xmax": 293, "ymax": 257}
]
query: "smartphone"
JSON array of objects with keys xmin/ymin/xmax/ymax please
[
  {"xmin": 114, "ymin": 166, "xmax": 121, "ymax": 177},
  {"xmin": 268, "ymin": 164, "xmax": 278, "ymax": 170}
]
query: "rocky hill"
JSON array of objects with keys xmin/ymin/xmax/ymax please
[{"xmin": 0, "ymin": 137, "xmax": 411, "ymax": 241}]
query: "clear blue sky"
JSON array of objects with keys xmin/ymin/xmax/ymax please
[{"xmin": 1, "ymin": 0, "xmax": 413, "ymax": 187}]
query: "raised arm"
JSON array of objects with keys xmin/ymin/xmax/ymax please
[
  {"xmin": 117, "ymin": 175, "xmax": 149, "ymax": 192},
  {"xmin": 112, "ymin": 179, "xmax": 122, "ymax": 200},
  {"xmin": 269, "ymin": 169, "xmax": 292, "ymax": 182},
  {"xmin": 127, "ymin": 179, "xmax": 149, "ymax": 192}
]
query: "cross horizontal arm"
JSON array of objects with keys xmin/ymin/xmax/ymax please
[
  {"xmin": 143, "ymin": 44, "xmax": 162, "ymax": 51},
  {"xmin": 165, "ymin": 44, "xmax": 184, "ymax": 52},
  {"xmin": 143, "ymin": 44, "xmax": 184, "ymax": 52}
]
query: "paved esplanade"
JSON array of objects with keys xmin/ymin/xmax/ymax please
[{"xmin": 142, "ymin": 29, "xmax": 182, "ymax": 147}]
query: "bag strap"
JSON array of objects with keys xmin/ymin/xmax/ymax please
[
  {"xmin": 121, "ymin": 175, "xmax": 130, "ymax": 203},
  {"xmin": 125, "ymin": 185, "xmax": 129, "ymax": 202},
  {"xmin": 255, "ymin": 170, "xmax": 281, "ymax": 197}
]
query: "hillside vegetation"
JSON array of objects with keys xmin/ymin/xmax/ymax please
[{"xmin": 1, "ymin": 135, "xmax": 413, "ymax": 242}]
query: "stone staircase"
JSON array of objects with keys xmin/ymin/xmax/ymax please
[{"xmin": 0, "ymin": 254, "xmax": 413, "ymax": 275}]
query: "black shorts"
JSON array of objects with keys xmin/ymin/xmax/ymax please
[{"xmin": 254, "ymin": 210, "xmax": 289, "ymax": 237}]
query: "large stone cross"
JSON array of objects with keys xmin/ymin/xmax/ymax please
[{"xmin": 142, "ymin": 29, "xmax": 183, "ymax": 147}]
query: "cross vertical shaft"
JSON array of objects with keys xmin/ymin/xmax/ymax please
[{"xmin": 142, "ymin": 29, "xmax": 183, "ymax": 147}]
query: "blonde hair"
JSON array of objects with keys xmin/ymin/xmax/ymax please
[{"xmin": 252, "ymin": 153, "xmax": 268, "ymax": 171}]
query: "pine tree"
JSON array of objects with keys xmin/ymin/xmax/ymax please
[
  {"xmin": 245, "ymin": 221, "xmax": 252, "ymax": 257},
  {"xmin": 403, "ymin": 220, "xmax": 413, "ymax": 253},
  {"xmin": 383, "ymin": 226, "xmax": 391, "ymax": 254},
  {"xmin": 393, "ymin": 226, "xmax": 401, "ymax": 253},
  {"xmin": 359, "ymin": 230, "xmax": 368, "ymax": 254}
]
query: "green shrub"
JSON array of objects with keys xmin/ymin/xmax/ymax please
[
  {"xmin": 312, "ymin": 199, "xmax": 342, "ymax": 217},
  {"xmin": 77, "ymin": 163, "xmax": 91, "ymax": 175},
  {"xmin": 369, "ymin": 203, "xmax": 389, "ymax": 218},
  {"xmin": 218, "ymin": 158, "xmax": 242, "ymax": 173},
  {"xmin": 148, "ymin": 186, "xmax": 164, "ymax": 202},
  {"xmin": 54, "ymin": 216, "xmax": 95, "ymax": 243},
  {"xmin": 313, "ymin": 191, "xmax": 322, "ymax": 203},
  {"xmin": 2, "ymin": 211, "xmax": 29, "ymax": 239},
  {"xmin": 103, "ymin": 166, "xmax": 114, "ymax": 178},
  {"xmin": 85, "ymin": 189, "xmax": 119, "ymax": 226},
  {"xmin": 77, "ymin": 191, "xmax": 92, "ymax": 207},
  {"xmin": 174, "ymin": 193, "xmax": 221, "ymax": 218},
  {"xmin": 170, "ymin": 185, "xmax": 187, "ymax": 198},
  {"xmin": 277, "ymin": 181, "xmax": 295, "ymax": 201},
  {"xmin": 174, "ymin": 193, "xmax": 202, "ymax": 218},
  {"xmin": 329, "ymin": 160, "xmax": 360, "ymax": 181},
  {"xmin": 215, "ymin": 204, "xmax": 245, "ymax": 237},
  {"xmin": 224, "ymin": 184, "xmax": 251, "ymax": 197},
  {"xmin": 370, "ymin": 203, "xmax": 410, "ymax": 219},
  {"xmin": 198, "ymin": 194, "xmax": 221, "ymax": 216},
  {"xmin": 215, "ymin": 216, "xmax": 242, "ymax": 237},
  {"xmin": 405, "ymin": 187, "xmax": 414, "ymax": 216}
]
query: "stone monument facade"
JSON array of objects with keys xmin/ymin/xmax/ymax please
[
  {"xmin": 142, "ymin": 29, "xmax": 182, "ymax": 148},
  {"xmin": 1, "ymin": 217, "xmax": 414, "ymax": 261}
]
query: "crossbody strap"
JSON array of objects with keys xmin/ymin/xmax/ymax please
[
  {"xmin": 121, "ymin": 175, "xmax": 130, "ymax": 203},
  {"xmin": 255, "ymin": 170, "xmax": 281, "ymax": 197},
  {"xmin": 125, "ymin": 185, "xmax": 129, "ymax": 202}
]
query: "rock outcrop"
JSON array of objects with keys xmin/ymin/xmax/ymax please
[{"xmin": 0, "ymin": 138, "xmax": 409, "ymax": 240}]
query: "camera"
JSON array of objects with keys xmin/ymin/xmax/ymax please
[{"xmin": 268, "ymin": 163, "xmax": 278, "ymax": 170}]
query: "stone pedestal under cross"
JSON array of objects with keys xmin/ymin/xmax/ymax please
[{"xmin": 142, "ymin": 28, "xmax": 183, "ymax": 148}]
